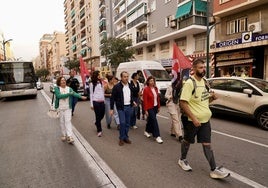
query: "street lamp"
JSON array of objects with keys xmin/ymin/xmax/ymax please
[{"xmin": 2, "ymin": 39, "xmax": 13, "ymax": 61}]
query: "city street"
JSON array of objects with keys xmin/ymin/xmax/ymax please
[{"xmin": 0, "ymin": 83, "xmax": 267, "ymax": 188}]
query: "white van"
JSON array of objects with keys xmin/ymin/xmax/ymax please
[{"xmin": 116, "ymin": 60, "xmax": 171, "ymax": 104}]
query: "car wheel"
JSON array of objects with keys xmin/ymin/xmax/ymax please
[{"xmin": 257, "ymin": 109, "xmax": 268, "ymax": 130}]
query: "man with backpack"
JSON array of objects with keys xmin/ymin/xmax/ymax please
[{"xmin": 178, "ymin": 59, "xmax": 230, "ymax": 179}]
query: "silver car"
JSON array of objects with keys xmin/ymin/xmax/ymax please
[{"xmin": 207, "ymin": 77, "xmax": 268, "ymax": 130}]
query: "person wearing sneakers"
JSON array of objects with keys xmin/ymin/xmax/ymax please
[
  {"xmin": 110, "ymin": 71, "xmax": 136, "ymax": 146},
  {"xmin": 143, "ymin": 76, "xmax": 163, "ymax": 144},
  {"xmin": 178, "ymin": 59, "xmax": 230, "ymax": 179},
  {"xmin": 90, "ymin": 70, "xmax": 105, "ymax": 137},
  {"xmin": 54, "ymin": 76, "xmax": 87, "ymax": 144},
  {"xmin": 129, "ymin": 72, "xmax": 141, "ymax": 129}
]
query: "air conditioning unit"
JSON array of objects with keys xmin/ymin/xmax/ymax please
[
  {"xmin": 170, "ymin": 15, "xmax": 177, "ymax": 28},
  {"xmin": 248, "ymin": 22, "xmax": 262, "ymax": 33}
]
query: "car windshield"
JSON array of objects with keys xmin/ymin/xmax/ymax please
[
  {"xmin": 246, "ymin": 78, "xmax": 268, "ymax": 93},
  {"xmin": 144, "ymin": 69, "xmax": 171, "ymax": 81}
]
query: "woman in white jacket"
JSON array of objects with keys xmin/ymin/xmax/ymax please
[{"xmin": 165, "ymin": 78, "xmax": 183, "ymax": 142}]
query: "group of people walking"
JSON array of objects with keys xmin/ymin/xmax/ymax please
[{"xmin": 52, "ymin": 59, "xmax": 230, "ymax": 179}]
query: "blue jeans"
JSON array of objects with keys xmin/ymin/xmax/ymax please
[
  {"xmin": 130, "ymin": 97, "xmax": 139, "ymax": 126},
  {"xmin": 71, "ymin": 96, "xmax": 78, "ymax": 114},
  {"xmin": 105, "ymin": 98, "xmax": 112, "ymax": 125},
  {"xmin": 118, "ymin": 105, "xmax": 132, "ymax": 140},
  {"xmin": 146, "ymin": 106, "xmax": 160, "ymax": 137}
]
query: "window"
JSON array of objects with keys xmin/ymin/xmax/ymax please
[
  {"xmin": 151, "ymin": 23, "xmax": 156, "ymax": 33},
  {"xmin": 195, "ymin": 34, "xmax": 206, "ymax": 51},
  {"xmin": 227, "ymin": 17, "xmax": 247, "ymax": 34},
  {"xmin": 160, "ymin": 42, "xmax": 169, "ymax": 51},
  {"xmin": 136, "ymin": 48, "xmax": 143, "ymax": 55},
  {"xmin": 165, "ymin": 0, "xmax": 171, "ymax": 3},
  {"xmin": 147, "ymin": 45, "xmax": 156, "ymax": 53},
  {"xmin": 165, "ymin": 16, "xmax": 171, "ymax": 27}
]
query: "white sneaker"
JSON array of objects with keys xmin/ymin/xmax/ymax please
[
  {"xmin": 61, "ymin": 136, "xmax": 66, "ymax": 142},
  {"xmin": 178, "ymin": 159, "xmax": 192, "ymax": 171},
  {"xmin": 144, "ymin": 131, "xmax": 151, "ymax": 138},
  {"xmin": 97, "ymin": 132, "xmax": 102, "ymax": 137},
  {"xmin": 210, "ymin": 166, "xmax": 230, "ymax": 179},
  {"xmin": 133, "ymin": 125, "xmax": 138, "ymax": 129},
  {"xmin": 156, "ymin": 136, "xmax": 163, "ymax": 144},
  {"xmin": 67, "ymin": 136, "xmax": 74, "ymax": 144}
]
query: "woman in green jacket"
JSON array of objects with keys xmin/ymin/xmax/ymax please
[{"xmin": 54, "ymin": 76, "xmax": 87, "ymax": 144}]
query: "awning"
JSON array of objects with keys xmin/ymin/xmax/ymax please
[
  {"xmin": 175, "ymin": 1, "xmax": 193, "ymax": 19},
  {"xmin": 195, "ymin": 0, "xmax": 207, "ymax": 13},
  {"xmin": 216, "ymin": 58, "xmax": 254, "ymax": 67}
]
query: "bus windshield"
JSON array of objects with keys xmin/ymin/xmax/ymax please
[{"xmin": 0, "ymin": 62, "xmax": 36, "ymax": 84}]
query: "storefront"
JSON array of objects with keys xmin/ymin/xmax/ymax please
[{"xmin": 212, "ymin": 32, "xmax": 267, "ymax": 79}]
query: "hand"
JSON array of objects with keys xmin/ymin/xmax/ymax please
[
  {"xmin": 110, "ymin": 110, "xmax": 114, "ymax": 116},
  {"xmin": 91, "ymin": 106, "xmax": 94, "ymax": 110},
  {"xmin": 192, "ymin": 118, "xmax": 201, "ymax": 127},
  {"xmin": 81, "ymin": 96, "xmax": 87, "ymax": 100},
  {"xmin": 145, "ymin": 111, "xmax": 148, "ymax": 117}
]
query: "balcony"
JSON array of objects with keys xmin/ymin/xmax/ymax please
[
  {"xmin": 114, "ymin": 9, "xmax": 126, "ymax": 22},
  {"xmin": 127, "ymin": 0, "xmax": 142, "ymax": 11},
  {"xmin": 127, "ymin": 15, "xmax": 147, "ymax": 29},
  {"xmin": 115, "ymin": 27, "xmax": 126, "ymax": 37},
  {"xmin": 178, "ymin": 15, "xmax": 206, "ymax": 29},
  {"xmin": 136, "ymin": 34, "xmax": 147, "ymax": 43}
]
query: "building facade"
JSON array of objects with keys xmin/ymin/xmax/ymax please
[
  {"xmin": 64, "ymin": 0, "xmax": 101, "ymax": 73},
  {"xmin": 212, "ymin": 0, "xmax": 268, "ymax": 80}
]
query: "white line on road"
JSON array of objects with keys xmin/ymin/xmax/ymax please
[
  {"xmin": 41, "ymin": 90, "xmax": 126, "ymax": 188},
  {"xmin": 158, "ymin": 113, "xmax": 268, "ymax": 188}
]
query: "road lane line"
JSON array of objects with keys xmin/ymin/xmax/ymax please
[
  {"xmin": 223, "ymin": 168, "xmax": 267, "ymax": 188},
  {"xmin": 41, "ymin": 90, "xmax": 126, "ymax": 188},
  {"xmin": 212, "ymin": 130, "xmax": 268, "ymax": 148}
]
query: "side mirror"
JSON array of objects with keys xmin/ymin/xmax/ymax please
[{"xmin": 243, "ymin": 88, "xmax": 253, "ymax": 97}]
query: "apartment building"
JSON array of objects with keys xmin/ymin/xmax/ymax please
[
  {"xmin": 0, "ymin": 32, "xmax": 14, "ymax": 61},
  {"xmin": 39, "ymin": 34, "xmax": 54, "ymax": 70},
  {"xmin": 212, "ymin": 0, "xmax": 268, "ymax": 80},
  {"xmin": 111, "ymin": 0, "xmax": 212, "ymax": 73},
  {"xmin": 64, "ymin": 0, "xmax": 100, "ymax": 73}
]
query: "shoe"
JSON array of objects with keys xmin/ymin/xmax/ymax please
[
  {"xmin": 210, "ymin": 166, "xmax": 230, "ymax": 179},
  {"xmin": 170, "ymin": 134, "xmax": 176, "ymax": 137},
  {"xmin": 178, "ymin": 136, "xmax": 183, "ymax": 143},
  {"xmin": 107, "ymin": 124, "xmax": 111, "ymax": 129},
  {"xmin": 119, "ymin": 140, "xmax": 124, "ymax": 146},
  {"xmin": 124, "ymin": 139, "xmax": 132, "ymax": 144},
  {"xmin": 67, "ymin": 136, "xmax": 74, "ymax": 144},
  {"xmin": 156, "ymin": 136, "xmax": 163, "ymax": 144},
  {"xmin": 97, "ymin": 132, "xmax": 102, "ymax": 137},
  {"xmin": 133, "ymin": 125, "xmax": 138, "ymax": 129},
  {"xmin": 61, "ymin": 136, "xmax": 66, "ymax": 142},
  {"xmin": 178, "ymin": 159, "xmax": 192, "ymax": 171},
  {"xmin": 144, "ymin": 131, "xmax": 151, "ymax": 138}
]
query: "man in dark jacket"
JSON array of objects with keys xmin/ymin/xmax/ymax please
[
  {"xmin": 66, "ymin": 70, "xmax": 80, "ymax": 116},
  {"xmin": 110, "ymin": 71, "xmax": 136, "ymax": 146}
]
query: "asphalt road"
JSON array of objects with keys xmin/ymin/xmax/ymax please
[{"xmin": 1, "ymin": 83, "xmax": 267, "ymax": 188}]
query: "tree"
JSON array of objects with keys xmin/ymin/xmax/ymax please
[
  {"xmin": 64, "ymin": 59, "xmax": 80, "ymax": 72},
  {"xmin": 35, "ymin": 68, "xmax": 50, "ymax": 81},
  {"xmin": 100, "ymin": 37, "xmax": 135, "ymax": 69}
]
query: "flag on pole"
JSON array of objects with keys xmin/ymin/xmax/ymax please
[
  {"xmin": 172, "ymin": 43, "xmax": 192, "ymax": 82},
  {"xmin": 79, "ymin": 56, "xmax": 89, "ymax": 86}
]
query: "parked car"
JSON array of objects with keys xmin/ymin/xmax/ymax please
[
  {"xmin": 36, "ymin": 78, "xmax": 43, "ymax": 90},
  {"xmin": 207, "ymin": 77, "xmax": 268, "ymax": 130}
]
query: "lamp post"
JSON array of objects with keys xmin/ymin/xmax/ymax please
[{"xmin": 2, "ymin": 39, "xmax": 13, "ymax": 61}]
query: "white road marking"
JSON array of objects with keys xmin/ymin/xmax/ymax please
[
  {"xmin": 41, "ymin": 90, "xmax": 126, "ymax": 188},
  {"xmin": 158, "ymin": 113, "xmax": 268, "ymax": 188}
]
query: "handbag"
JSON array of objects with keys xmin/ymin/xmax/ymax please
[{"xmin": 47, "ymin": 92, "xmax": 60, "ymax": 119}]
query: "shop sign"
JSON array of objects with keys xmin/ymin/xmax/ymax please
[{"xmin": 216, "ymin": 33, "xmax": 268, "ymax": 48}]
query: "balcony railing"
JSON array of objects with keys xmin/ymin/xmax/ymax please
[
  {"xmin": 114, "ymin": 9, "xmax": 126, "ymax": 22},
  {"xmin": 127, "ymin": 15, "xmax": 147, "ymax": 29},
  {"xmin": 115, "ymin": 27, "xmax": 126, "ymax": 36},
  {"xmin": 136, "ymin": 34, "xmax": 148, "ymax": 43},
  {"xmin": 127, "ymin": 0, "xmax": 141, "ymax": 11},
  {"xmin": 178, "ymin": 15, "xmax": 206, "ymax": 29}
]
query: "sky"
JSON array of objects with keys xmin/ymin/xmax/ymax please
[{"xmin": 0, "ymin": 0, "xmax": 65, "ymax": 61}]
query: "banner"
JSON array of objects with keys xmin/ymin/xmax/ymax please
[{"xmin": 79, "ymin": 57, "xmax": 89, "ymax": 86}]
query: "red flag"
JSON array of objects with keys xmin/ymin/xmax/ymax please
[
  {"xmin": 79, "ymin": 57, "xmax": 89, "ymax": 86},
  {"xmin": 172, "ymin": 43, "xmax": 192, "ymax": 70}
]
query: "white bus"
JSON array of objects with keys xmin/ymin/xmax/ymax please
[{"xmin": 0, "ymin": 61, "xmax": 38, "ymax": 98}]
